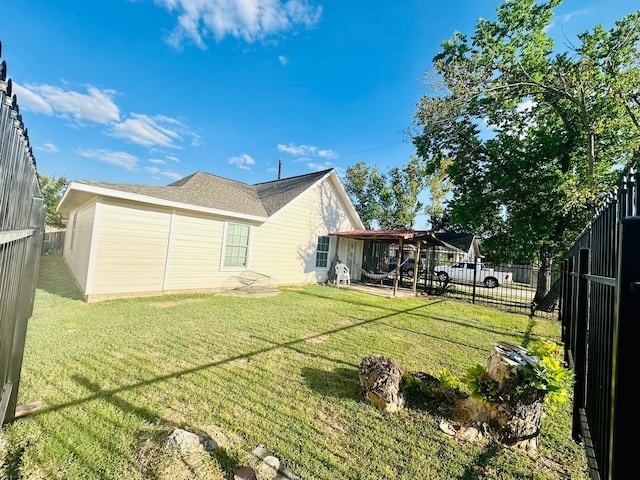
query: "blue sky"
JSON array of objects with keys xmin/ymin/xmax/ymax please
[{"xmin": 2, "ymin": 0, "xmax": 638, "ymax": 227}]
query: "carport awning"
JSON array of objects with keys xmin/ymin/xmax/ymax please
[{"xmin": 329, "ymin": 229, "xmax": 447, "ymax": 247}]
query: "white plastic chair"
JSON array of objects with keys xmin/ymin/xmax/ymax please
[{"xmin": 335, "ymin": 263, "xmax": 350, "ymax": 287}]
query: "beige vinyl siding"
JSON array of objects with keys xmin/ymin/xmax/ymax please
[
  {"xmin": 164, "ymin": 210, "xmax": 227, "ymax": 290},
  {"xmin": 62, "ymin": 173, "xmax": 362, "ymax": 300},
  {"xmin": 89, "ymin": 198, "xmax": 170, "ymax": 295},
  {"xmin": 62, "ymin": 199, "xmax": 96, "ymax": 294},
  {"xmin": 251, "ymin": 177, "xmax": 361, "ymax": 284}
]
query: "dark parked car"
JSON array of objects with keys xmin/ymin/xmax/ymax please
[{"xmin": 388, "ymin": 257, "xmax": 425, "ymax": 275}]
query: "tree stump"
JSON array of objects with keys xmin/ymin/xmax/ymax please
[
  {"xmin": 444, "ymin": 342, "xmax": 546, "ymax": 452},
  {"xmin": 359, "ymin": 355, "xmax": 406, "ymax": 412}
]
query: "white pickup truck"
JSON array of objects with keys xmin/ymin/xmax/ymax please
[{"xmin": 434, "ymin": 262, "xmax": 512, "ymax": 288}]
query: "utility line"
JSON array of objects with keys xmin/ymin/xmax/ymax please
[{"xmin": 340, "ymin": 141, "xmax": 405, "ymax": 157}]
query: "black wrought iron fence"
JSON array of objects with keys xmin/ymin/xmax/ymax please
[
  {"xmin": 391, "ymin": 252, "xmax": 559, "ymax": 318},
  {"xmin": 0, "ymin": 42, "xmax": 44, "ymax": 425},
  {"xmin": 560, "ymin": 160, "xmax": 640, "ymax": 480}
]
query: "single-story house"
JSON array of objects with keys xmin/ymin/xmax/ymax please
[
  {"xmin": 433, "ymin": 232, "xmax": 481, "ymax": 263},
  {"xmin": 57, "ymin": 168, "xmax": 364, "ymax": 302}
]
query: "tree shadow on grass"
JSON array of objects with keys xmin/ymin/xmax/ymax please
[
  {"xmin": 301, "ymin": 366, "xmax": 362, "ymax": 400},
  {"xmin": 36, "ymin": 253, "xmax": 84, "ymax": 300}
]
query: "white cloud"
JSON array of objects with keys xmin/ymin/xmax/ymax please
[
  {"xmin": 109, "ymin": 113, "xmax": 188, "ymax": 147},
  {"xmin": 148, "ymin": 158, "xmax": 167, "ymax": 165},
  {"xmin": 13, "ymin": 83, "xmax": 119, "ymax": 124},
  {"xmin": 161, "ymin": 171, "xmax": 183, "ymax": 180},
  {"xmin": 316, "ymin": 148, "xmax": 337, "ymax": 159},
  {"xmin": 144, "ymin": 165, "xmax": 182, "ymax": 180},
  {"xmin": 77, "ymin": 149, "xmax": 139, "ymax": 170},
  {"xmin": 166, "ymin": 155, "xmax": 181, "ymax": 163},
  {"xmin": 307, "ymin": 161, "xmax": 334, "ymax": 171},
  {"xmin": 277, "ymin": 143, "xmax": 308, "ymax": 155},
  {"xmin": 229, "ymin": 153, "xmax": 256, "ymax": 170},
  {"xmin": 545, "ymin": 9, "xmax": 591, "ymax": 32},
  {"xmin": 156, "ymin": 0, "xmax": 322, "ymax": 48},
  {"xmin": 12, "ymin": 83, "xmax": 54, "ymax": 115},
  {"xmin": 13, "ymin": 81, "xmax": 198, "ymax": 154},
  {"xmin": 277, "ymin": 143, "xmax": 337, "ymax": 159},
  {"xmin": 35, "ymin": 143, "xmax": 59, "ymax": 153},
  {"xmin": 278, "ymin": 55, "xmax": 288, "ymax": 65}
]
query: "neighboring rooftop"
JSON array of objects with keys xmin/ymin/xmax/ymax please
[{"xmin": 434, "ymin": 232, "xmax": 476, "ymax": 252}]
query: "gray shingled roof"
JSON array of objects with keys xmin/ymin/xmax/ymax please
[
  {"xmin": 254, "ymin": 169, "xmax": 333, "ymax": 216},
  {"xmin": 434, "ymin": 232, "xmax": 475, "ymax": 252},
  {"xmin": 77, "ymin": 169, "xmax": 333, "ymax": 218}
]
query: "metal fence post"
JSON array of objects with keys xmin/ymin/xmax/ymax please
[
  {"xmin": 572, "ymin": 248, "xmax": 589, "ymax": 442},
  {"xmin": 611, "ymin": 217, "xmax": 640, "ymax": 479},
  {"xmin": 563, "ymin": 257, "xmax": 574, "ymax": 352},
  {"xmin": 560, "ymin": 259, "xmax": 567, "ymax": 342},
  {"xmin": 472, "ymin": 256, "xmax": 478, "ymax": 304}
]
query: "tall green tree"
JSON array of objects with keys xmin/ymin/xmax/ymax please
[
  {"xmin": 379, "ymin": 155, "xmax": 426, "ymax": 230},
  {"xmin": 424, "ymin": 157, "xmax": 452, "ymax": 230},
  {"xmin": 344, "ymin": 156, "xmax": 426, "ymax": 230},
  {"xmin": 413, "ymin": 0, "xmax": 640, "ymax": 301},
  {"xmin": 38, "ymin": 173, "xmax": 68, "ymax": 228},
  {"xmin": 343, "ymin": 162, "xmax": 386, "ymax": 229}
]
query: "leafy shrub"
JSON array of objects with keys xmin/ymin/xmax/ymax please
[{"xmin": 463, "ymin": 340, "xmax": 573, "ymax": 412}]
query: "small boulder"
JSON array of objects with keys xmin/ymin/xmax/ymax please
[
  {"xmin": 165, "ymin": 428, "xmax": 218, "ymax": 453},
  {"xmin": 234, "ymin": 466, "xmax": 257, "ymax": 480},
  {"xmin": 256, "ymin": 454, "xmax": 280, "ymax": 479}
]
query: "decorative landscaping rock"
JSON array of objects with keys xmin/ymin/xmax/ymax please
[
  {"xmin": 234, "ymin": 466, "xmax": 257, "ymax": 480},
  {"xmin": 359, "ymin": 355, "xmax": 406, "ymax": 412},
  {"xmin": 165, "ymin": 428, "xmax": 218, "ymax": 453},
  {"xmin": 256, "ymin": 455, "xmax": 280, "ymax": 479},
  {"xmin": 250, "ymin": 444, "xmax": 300, "ymax": 480}
]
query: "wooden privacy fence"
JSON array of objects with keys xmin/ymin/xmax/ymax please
[
  {"xmin": 560, "ymin": 160, "xmax": 640, "ymax": 480},
  {"xmin": 43, "ymin": 230, "xmax": 65, "ymax": 253},
  {"xmin": 0, "ymin": 42, "xmax": 44, "ymax": 425}
]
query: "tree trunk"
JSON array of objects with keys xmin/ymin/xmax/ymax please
[
  {"xmin": 533, "ymin": 244, "xmax": 553, "ymax": 304},
  {"xmin": 441, "ymin": 342, "xmax": 546, "ymax": 452},
  {"xmin": 359, "ymin": 355, "xmax": 406, "ymax": 412}
]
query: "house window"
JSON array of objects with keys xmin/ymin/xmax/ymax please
[
  {"xmin": 315, "ymin": 236, "xmax": 330, "ymax": 268},
  {"xmin": 223, "ymin": 222, "xmax": 251, "ymax": 269}
]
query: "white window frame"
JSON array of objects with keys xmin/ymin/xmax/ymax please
[
  {"xmin": 315, "ymin": 235, "xmax": 330, "ymax": 269},
  {"xmin": 220, "ymin": 221, "xmax": 252, "ymax": 271}
]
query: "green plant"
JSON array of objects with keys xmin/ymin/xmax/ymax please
[
  {"xmin": 437, "ymin": 368, "xmax": 459, "ymax": 390},
  {"xmin": 528, "ymin": 339, "xmax": 563, "ymax": 358},
  {"xmin": 462, "ymin": 364, "xmax": 500, "ymax": 403},
  {"xmin": 462, "ymin": 340, "xmax": 574, "ymax": 413},
  {"xmin": 403, "ymin": 372, "xmax": 421, "ymax": 391},
  {"xmin": 517, "ymin": 342, "xmax": 574, "ymax": 413}
]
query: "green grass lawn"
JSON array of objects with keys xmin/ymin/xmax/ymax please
[{"xmin": 0, "ymin": 254, "xmax": 589, "ymax": 479}]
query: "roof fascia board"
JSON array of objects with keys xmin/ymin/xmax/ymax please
[{"xmin": 63, "ymin": 182, "xmax": 267, "ymax": 223}]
